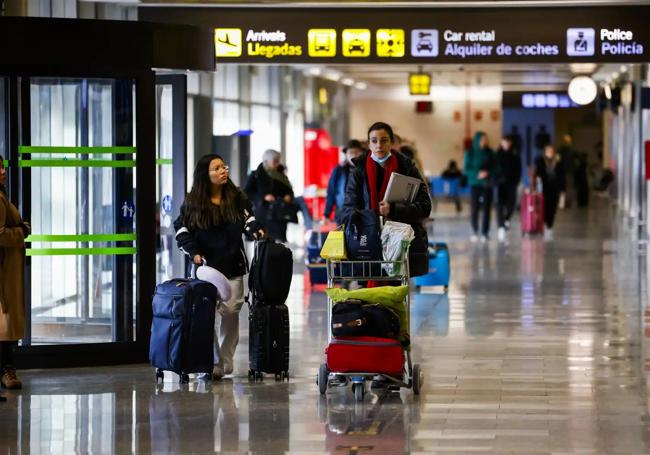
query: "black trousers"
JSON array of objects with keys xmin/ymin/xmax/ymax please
[
  {"xmin": 497, "ymin": 184, "xmax": 518, "ymax": 228},
  {"xmin": 544, "ymin": 190, "xmax": 560, "ymax": 229},
  {"xmin": 470, "ymin": 186, "xmax": 493, "ymax": 236},
  {"xmin": 0, "ymin": 341, "xmax": 17, "ymax": 370}
]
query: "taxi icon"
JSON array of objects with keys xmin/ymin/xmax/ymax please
[{"xmin": 348, "ymin": 39, "xmax": 366, "ymax": 54}]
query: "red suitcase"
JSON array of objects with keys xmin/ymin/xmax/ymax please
[
  {"xmin": 521, "ymin": 192, "xmax": 544, "ymax": 235},
  {"xmin": 325, "ymin": 336, "xmax": 404, "ymax": 376}
]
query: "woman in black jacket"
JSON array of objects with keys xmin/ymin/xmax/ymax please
[
  {"xmin": 174, "ymin": 154, "xmax": 264, "ymax": 380},
  {"xmin": 341, "ymin": 122, "xmax": 432, "ymax": 277},
  {"xmin": 244, "ymin": 149, "xmax": 294, "ymax": 243},
  {"xmin": 534, "ymin": 145, "xmax": 566, "ymax": 241}
]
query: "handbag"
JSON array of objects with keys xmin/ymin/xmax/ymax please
[
  {"xmin": 320, "ymin": 227, "xmax": 347, "ymax": 259},
  {"xmin": 267, "ymin": 200, "xmax": 299, "ymax": 223},
  {"xmin": 344, "ymin": 210, "xmax": 382, "ymax": 261}
]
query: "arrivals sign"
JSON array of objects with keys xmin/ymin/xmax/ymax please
[{"xmin": 140, "ymin": 6, "xmax": 650, "ymax": 63}]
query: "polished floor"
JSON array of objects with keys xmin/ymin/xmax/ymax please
[{"xmin": 2, "ymin": 201, "xmax": 650, "ymax": 454}]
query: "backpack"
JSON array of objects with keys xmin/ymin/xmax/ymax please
[
  {"xmin": 248, "ymin": 238, "xmax": 293, "ymax": 305},
  {"xmin": 331, "ymin": 299, "xmax": 400, "ymax": 340},
  {"xmin": 344, "ymin": 209, "xmax": 382, "ymax": 261}
]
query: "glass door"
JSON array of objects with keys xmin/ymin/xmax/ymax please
[
  {"xmin": 155, "ymin": 74, "xmax": 186, "ymax": 283},
  {"xmin": 24, "ymin": 78, "xmax": 137, "ymax": 345}
]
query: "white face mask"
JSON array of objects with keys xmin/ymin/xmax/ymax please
[{"xmin": 371, "ymin": 151, "xmax": 391, "ymax": 165}]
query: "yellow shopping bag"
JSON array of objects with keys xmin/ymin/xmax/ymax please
[{"xmin": 320, "ymin": 228, "xmax": 347, "ymax": 260}]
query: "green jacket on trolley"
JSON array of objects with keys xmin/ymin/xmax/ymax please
[{"xmin": 463, "ymin": 132, "xmax": 495, "ymax": 187}]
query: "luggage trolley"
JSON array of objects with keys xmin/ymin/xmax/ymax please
[{"xmin": 317, "ymin": 254, "xmax": 424, "ymax": 402}]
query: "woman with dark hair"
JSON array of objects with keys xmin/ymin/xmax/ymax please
[
  {"xmin": 0, "ymin": 156, "xmax": 29, "ymax": 395},
  {"xmin": 245, "ymin": 149, "xmax": 295, "ymax": 243},
  {"xmin": 341, "ymin": 122, "xmax": 432, "ymax": 277},
  {"xmin": 174, "ymin": 154, "xmax": 264, "ymax": 380},
  {"xmin": 534, "ymin": 145, "xmax": 566, "ymax": 241}
]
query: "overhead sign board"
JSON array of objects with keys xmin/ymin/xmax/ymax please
[{"xmin": 140, "ymin": 6, "xmax": 650, "ymax": 64}]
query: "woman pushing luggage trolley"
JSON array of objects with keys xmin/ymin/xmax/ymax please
[{"xmin": 317, "ymin": 252, "xmax": 423, "ymax": 402}]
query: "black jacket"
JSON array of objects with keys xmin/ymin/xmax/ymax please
[
  {"xmin": 495, "ymin": 148, "xmax": 521, "ymax": 187},
  {"xmin": 173, "ymin": 190, "xmax": 261, "ymax": 279},
  {"xmin": 534, "ymin": 155, "xmax": 566, "ymax": 195},
  {"xmin": 340, "ymin": 152, "xmax": 432, "ymax": 277},
  {"xmin": 244, "ymin": 163, "xmax": 294, "ymax": 241}
]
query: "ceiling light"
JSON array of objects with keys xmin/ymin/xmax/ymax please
[
  {"xmin": 306, "ymin": 67, "xmax": 322, "ymax": 76},
  {"xmin": 604, "ymin": 84, "xmax": 612, "ymax": 100},
  {"xmin": 569, "ymin": 63, "xmax": 597, "ymax": 74},
  {"xmin": 353, "ymin": 82, "xmax": 367, "ymax": 90},
  {"xmin": 324, "ymin": 71, "xmax": 341, "ymax": 82},
  {"xmin": 341, "ymin": 78, "xmax": 355, "ymax": 86},
  {"xmin": 568, "ymin": 76, "xmax": 597, "ymax": 105}
]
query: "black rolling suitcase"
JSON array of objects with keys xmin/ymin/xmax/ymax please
[
  {"xmin": 150, "ymin": 278, "xmax": 217, "ymax": 383},
  {"xmin": 248, "ymin": 302, "xmax": 290, "ymax": 381}
]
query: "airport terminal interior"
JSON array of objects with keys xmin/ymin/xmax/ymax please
[{"xmin": 1, "ymin": 0, "xmax": 650, "ymax": 453}]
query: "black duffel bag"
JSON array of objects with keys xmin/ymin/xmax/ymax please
[
  {"xmin": 331, "ymin": 299, "xmax": 400, "ymax": 339},
  {"xmin": 249, "ymin": 238, "xmax": 293, "ymax": 305}
]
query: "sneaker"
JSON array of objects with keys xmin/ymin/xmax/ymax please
[
  {"xmin": 197, "ymin": 373, "xmax": 212, "ymax": 381},
  {"xmin": 497, "ymin": 227, "xmax": 506, "ymax": 242},
  {"xmin": 1, "ymin": 367, "xmax": 22, "ymax": 390},
  {"xmin": 480, "ymin": 235, "xmax": 488, "ymax": 243},
  {"xmin": 470, "ymin": 234, "xmax": 479, "ymax": 243},
  {"xmin": 544, "ymin": 229, "xmax": 553, "ymax": 242}
]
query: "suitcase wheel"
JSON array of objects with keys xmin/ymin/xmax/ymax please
[
  {"xmin": 155, "ymin": 369, "xmax": 164, "ymax": 383},
  {"xmin": 248, "ymin": 369, "xmax": 255, "ymax": 380},
  {"xmin": 180, "ymin": 373, "xmax": 190, "ymax": 384}
]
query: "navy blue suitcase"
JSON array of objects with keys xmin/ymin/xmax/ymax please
[{"xmin": 150, "ymin": 278, "xmax": 217, "ymax": 383}]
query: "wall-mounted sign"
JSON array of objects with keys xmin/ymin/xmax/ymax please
[{"xmin": 141, "ymin": 6, "xmax": 650, "ymax": 64}]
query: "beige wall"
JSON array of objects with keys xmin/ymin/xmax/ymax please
[{"xmin": 350, "ymin": 86, "xmax": 502, "ymax": 176}]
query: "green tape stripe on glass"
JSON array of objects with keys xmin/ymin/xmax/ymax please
[
  {"xmin": 27, "ymin": 234, "xmax": 136, "ymax": 242},
  {"xmin": 19, "ymin": 159, "xmax": 135, "ymax": 168},
  {"xmin": 18, "ymin": 146, "xmax": 136, "ymax": 154},
  {"xmin": 156, "ymin": 158, "xmax": 173, "ymax": 165},
  {"xmin": 27, "ymin": 247, "xmax": 137, "ymax": 257},
  {"xmin": 2, "ymin": 160, "xmax": 7, "ymax": 168}
]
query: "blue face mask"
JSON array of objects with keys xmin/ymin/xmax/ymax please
[{"xmin": 371, "ymin": 151, "xmax": 391, "ymax": 165}]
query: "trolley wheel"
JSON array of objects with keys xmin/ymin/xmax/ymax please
[
  {"xmin": 318, "ymin": 364, "xmax": 329, "ymax": 395},
  {"xmin": 180, "ymin": 373, "xmax": 190, "ymax": 384},
  {"xmin": 412, "ymin": 364, "xmax": 423, "ymax": 395},
  {"xmin": 155, "ymin": 369, "xmax": 164, "ymax": 383},
  {"xmin": 353, "ymin": 382, "xmax": 365, "ymax": 402}
]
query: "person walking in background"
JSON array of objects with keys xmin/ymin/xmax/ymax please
[
  {"xmin": 175, "ymin": 154, "xmax": 264, "ymax": 380},
  {"xmin": 534, "ymin": 145, "xmax": 566, "ymax": 241},
  {"xmin": 574, "ymin": 152, "xmax": 589, "ymax": 207},
  {"xmin": 245, "ymin": 149, "xmax": 295, "ymax": 243},
  {"xmin": 495, "ymin": 135, "xmax": 521, "ymax": 242},
  {"xmin": 464, "ymin": 132, "xmax": 495, "ymax": 243},
  {"xmin": 441, "ymin": 160, "xmax": 464, "ymax": 214},
  {"xmin": 557, "ymin": 134, "xmax": 577, "ymax": 208},
  {"xmin": 0, "ymin": 156, "xmax": 29, "ymax": 394},
  {"xmin": 324, "ymin": 139, "xmax": 364, "ymax": 224}
]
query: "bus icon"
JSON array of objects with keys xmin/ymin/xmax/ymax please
[{"xmin": 308, "ymin": 29, "xmax": 337, "ymax": 57}]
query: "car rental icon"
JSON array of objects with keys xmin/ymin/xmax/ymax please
[{"xmin": 417, "ymin": 39, "xmax": 433, "ymax": 52}]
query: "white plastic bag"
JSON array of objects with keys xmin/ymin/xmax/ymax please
[{"xmin": 381, "ymin": 221, "xmax": 414, "ymax": 276}]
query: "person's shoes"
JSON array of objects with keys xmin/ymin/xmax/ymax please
[
  {"xmin": 197, "ymin": 373, "xmax": 212, "ymax": 381},
  {"xmin": 212, "ymin": 365, "xmax": 224, "ymax": 380},
  {"xmin": 1, "ymin": 367, "xmax": 22, "ymax": 390},
  {"xmin": 544, "ymin": 229, "xmax": 554, "ymax": 242},
  {"xmin": 497, "ymin": 227, "xmax": 506, "ymax": 242},
  {"xmin": 504, "ymin": 220, "xmax": 511, "ymax": 230},
  {"xmin": 470, "ymin": 234, "xmax": 479, "ymax": 243},
  {"xmin": 223, "ymin": 364, "xmax": 234, "ymax": 376},
  {"xmin": 480, "ymin": 235, "xmax": 489, "ymax": 243}
]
